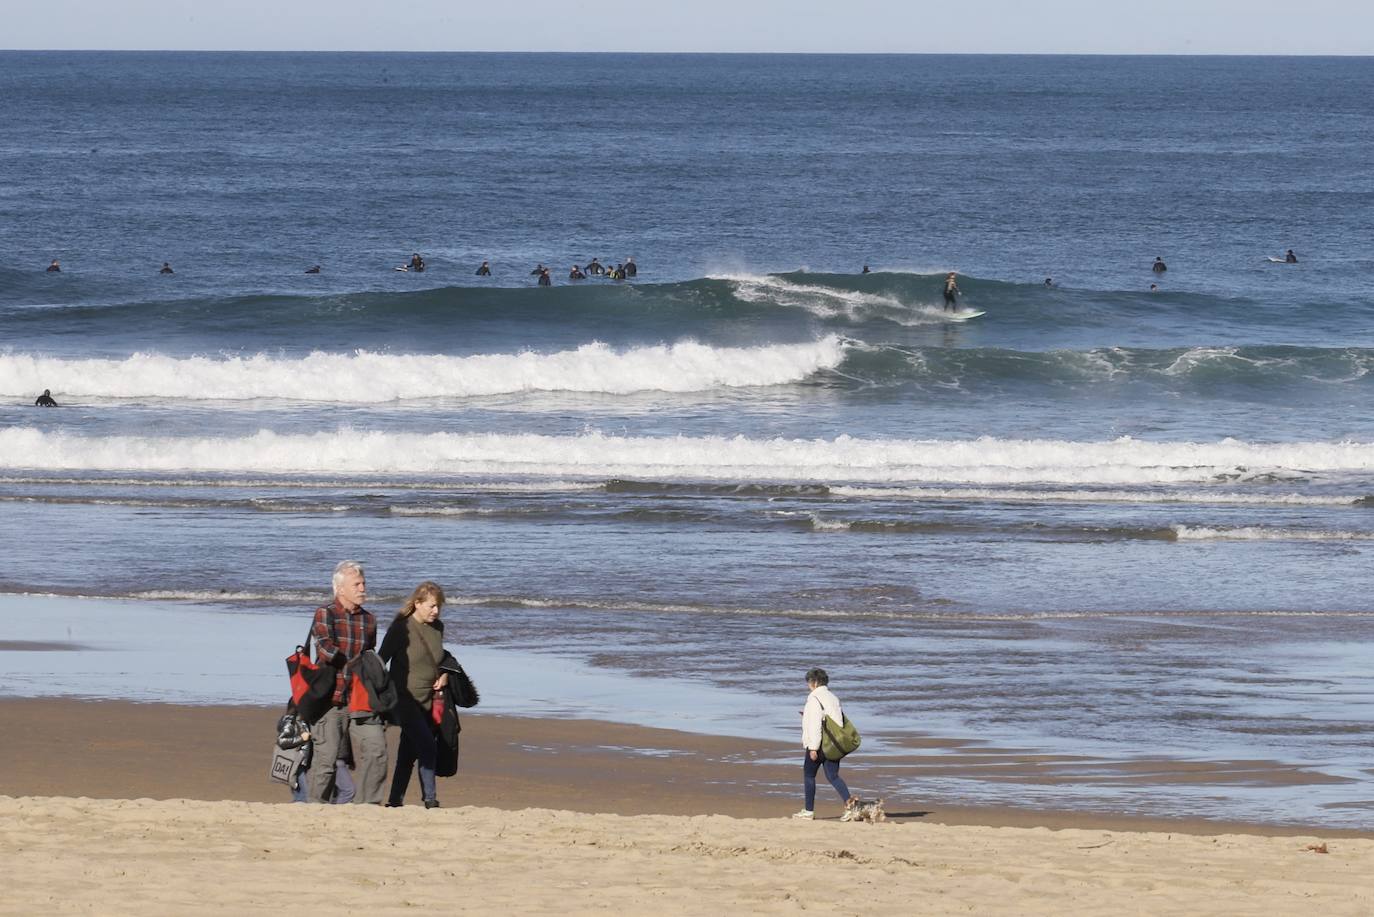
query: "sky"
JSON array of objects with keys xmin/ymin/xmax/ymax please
[{"xmin": 5, "ymin": 0, "xmax": 1374, "ymax": 54}]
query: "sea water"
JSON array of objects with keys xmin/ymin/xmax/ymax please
[{"xmin": 1, "ymin": 52, "xmax": 1372, "ymax": 826}]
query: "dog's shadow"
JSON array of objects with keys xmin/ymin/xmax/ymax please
[{"xmin": 884, "ymin": 810, "xmax": 932, "ymax": 820}]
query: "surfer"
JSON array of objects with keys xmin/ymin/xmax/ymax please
[
  {"xmin": 584, "ymin": 258, "xmax": 604, "ymax": 276},
  {"xmin": 305, "ymin": 265, "xmax": 321, "ymax": 274},
  {"xmin": 1152, "ymin": 257, "xmax": 1167, "ymax": 273},
  {"xmin": 475, "ymin": 260, "xmax": 491, "ymax": 276},
  {"xmin": 530, "ymin": 263, "xmax": 546, "ymax": 276},
  {"xmin": 46, "ymin": 259, "xmax": 61, "ymax": 273},
  {"xmin": 159, "ymin": 262, "xmax": 174, "ymax": 274},
  {"xmin": 409, "ymin": 253, "xmax": 426, "ymax": 272},
  {"xmin": 537, "ymin": 267, "xmax": 551, "ymax": 286},
  {"xmin": 861, "ymin": 265, "xmax": 870, "ymax": 274},
  {"xmin": 610, "ymin": 264, "xmax": 626, "ymax": 281},
  {"xmin": 1044, "ymin": 277, "xmax": 1054, "ymax": 287},
  {"xmin": 1150, "ymin": 283, "xmax": 1158, "ymax": 292},
  {"xmin": 942, "ymin": 272, "xmax": 960, "ymax": 311},
  {"xmin": 34, "ymin": 389, "xmax": 58, "ymax": 407},
  {"xmin": 624, "ymin": 257, "xmax": 637, "ymax": 278},
  {"xmin": 569, "ymin": 265, "xmax": 586, "ymax": 280},
  {"xmin": 1285, "ymin": 249, "xmax": 1298, "ymax": 264}
]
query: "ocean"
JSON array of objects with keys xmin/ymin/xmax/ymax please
[{"xmin": 1, "ymin": 52, "xmax": 1372, "ymax": 826}]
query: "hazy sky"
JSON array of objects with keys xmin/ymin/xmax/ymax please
[{"xmin": 7, "ymin": 0, "xmax": 1374, "ymax": 54}]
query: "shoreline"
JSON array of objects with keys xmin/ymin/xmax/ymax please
[{"xmin": 4, "ymin": 697, "xmax": 1368, "ymax": 839}]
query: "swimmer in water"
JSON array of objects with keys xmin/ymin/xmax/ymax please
[
  {"xmin": 1152, "ymin": 256, "xmax": 1167, "ymax": 273},
  {"xmin": 530, "ymin": 263, "xmax": 546, "ymax": 276},
  {"xmin": 1044, "ymin": 277, "xmax": 1053, "ymax": 287},
  {"xmin": 46, "ymin": 259, "xmax": 61, "ymax": 273},
  {"xmin": 159, "ymin": 262, "xmax": 174, "ymax": 274},
  {"xmin": 409, "ymin": 253, "xmax": 426, "ymax": 272},
  {"xmin": 942, "ymin": 272, "xmax": 960, "ymax": 311},
  {"xmin": 624, "ymin": 257, "xmax": 637, "ymax": 278},
  {"xmin": 475, "ymin": 260, "xmax": 491, "ymax": 276},
  {"xmin": 585, "ymin": 258, "xmax": 604, "ymax": 276},
  {"xmin": 35, "ymin": 389, "xmax": 58, "ymax": 407},
  {"xmin": 305, "ymin": 265, "xmax": 321, "ymax": 274},
  {"xmin": 569, "ymin": 265, "xmax": 586, "ymax": 280},
  {"xmin": 537, "ymin": 267, "xmax": 551, "ymax": 286},
  {"xmin": 1150, "ymin": 283, "xmax": 1158, "ymax": 292},
  {"xmin": 861, "ymin": 265, "xmax": 870, "ymax": 274},
  {"xmin": 1285, "ymin": 249, "xmax": 1298, "ymax": 264},
  {"xmin": 610, "ymin": 264, "xmax": 626, "ymax": 281}
]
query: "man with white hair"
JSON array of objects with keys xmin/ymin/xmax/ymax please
[{"xmin": 305, "ymin": 560, "xmax": 387, "ymax": 803}]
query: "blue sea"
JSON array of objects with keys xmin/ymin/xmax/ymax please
[{"xmin": 2, "ymin": 52, "xmax": 1372, "ymax": 827}]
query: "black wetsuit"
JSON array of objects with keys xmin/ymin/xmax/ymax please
[
  {"xmin": 476, "ymin": 264, "xmax": 491, "ymax": 276},
  {"xmin": 531, "ymin": 265, "xmax": 545, "ymax": 276},
  {"xmin": 624, "ymin": 261, "xmax": 637, "ymax": 278},
  {"xmin": 1286, "ymin": 252, "xmax": 1298, "ymax": 264},
  {"xmin": 46, "ymin": 264, "xmax": 60, "ymax": 273},
  {"xmin": 943, "ymin": 280, "xmax": 958, "ymax": 309},
  {"xmin": 305, "ymin": 266, "xmax": 321, "ymax": 274},
  {"xmin": 585, "ymin": 260, "xmax": 603, "ymax": 275},
  {"xmin": 160, "ymin": 265, "xmax": 174, "ymax": 274},
  {"xmin": 537, "ymin": 270, "xmax": 551, "ymax": 286},
  {"xmin": 1152, "ymin": 259, "xmax": 1167, "ymax": 273},
  {"xmin": 35, "ymin": 393, "xmax": 58, "ymax": 407},
  {"xmin": 569, "ymin": 268, "xmax": 585, "ymax": 280}
]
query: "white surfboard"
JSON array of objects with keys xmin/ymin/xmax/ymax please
[
  {"xmin": 1266, "ymin": 257, "xmax": 1295, "ymax": 263},
  {"xmin": 947, "ymin": 309, "xmax": 986, "ymax": 322}
]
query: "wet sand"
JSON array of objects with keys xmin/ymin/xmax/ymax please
[{"xmin": 2, "ymin": 698, "xmax": 1369, "ymax": 837}]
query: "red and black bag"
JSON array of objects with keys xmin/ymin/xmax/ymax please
[{"xmin": 286, "ymin": 631, "xmax": 337, "ymax": 724}]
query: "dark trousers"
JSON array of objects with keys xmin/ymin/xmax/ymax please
[
  {"xmin": 804, "ymin": 751, "xmax": 851, "ymax": 811},
  {"xmin": 389, "ymin": 696, "xmax": 439, "ymax": 804}
]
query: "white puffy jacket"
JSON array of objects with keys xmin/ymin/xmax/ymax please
[{"xmin": 801, "ymin": 685, "xmax": 844, "ymax": 751}]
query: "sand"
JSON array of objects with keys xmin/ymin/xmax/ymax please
[
  {"xmin": 2, "ymin": 796, "xmax": 1369, "ymax": 915},
  {"xmin": 2, "ymin": 698, "xmax": 1371, "ymax": 914}
]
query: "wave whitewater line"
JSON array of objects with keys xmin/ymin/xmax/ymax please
[
  {"xmin": 7, "ymin": 340, "xmax": 1374, "ymax": 402},
  {"xmin": 4, "ymin": 427, "xmax": 1374, "ymax": 485},
  {"xmin": 0, "ymin": 338, "xmax": 847, "ymax": 401}
]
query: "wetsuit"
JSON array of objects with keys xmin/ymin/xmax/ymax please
[
  {"xmin": 1152, "ymin": 259, "xmax": 1167, "ymax": 273},
  {"xmin": 46, "ymin": 263, "xmax": 60, "ymax": 273},
  {"xmin": 1286, "ymin": 251, "xmax": 1298, "ymax": 264},
  {"xmin": 624, "ymin": 261, "xmax": 637, "ymax": 278},
  {"xmin": 305, "ymin": 266, "xmax": 321, "ymax": 274},
  {"xmin": 943, "ymin": 278, "xmax": 958, "ymax": 310},
  {"xmin": 585, "ymin": 260, "xmax": 603, "ymax": 275},
  {"xmin": 35, "ymin": 392, "xmax": 58, "ymax": 407},
  {"xmin": 861, "ymin": 266, "xmax": 870, "ymax": 274},
  {"xmin": 160, "ymin": 265, "xmax": 174, "ymax": 274},
  {"xmin": 476, "ymin": 263, "xmax": 491, "ymax": 276},
  {"xmin": 537, "ymin": 270, "xmax": 551, "ymax": 287},
  {"xmin": 569, "ymin": 268, "xmax": 585, "ymax": 280}
]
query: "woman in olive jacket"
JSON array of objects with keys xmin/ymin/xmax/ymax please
[{"xmin": 380, "ymin": 581, "xmax": 449, "ymax": 808}]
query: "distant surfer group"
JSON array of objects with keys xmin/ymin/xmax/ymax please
[{"xmin": 40, "ymin": 253, "xmax": 641, "ymax": 285}]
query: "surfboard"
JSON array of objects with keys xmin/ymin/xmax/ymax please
[
  {"xmin": 947, "ymin": 310, "xmax": 986, "ymax": 322},
  {"xmin": 1266, "ymin": 257, "xmax": 1296, "ymax": 263}
]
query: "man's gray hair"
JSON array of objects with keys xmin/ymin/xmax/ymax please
[
  {"xmin": 805, "ymin": 667, "xmax": 829, "ymax": 687},
  {"xmin": 332, "ymin": 560, "xmax": 365, "ymax": 595}
]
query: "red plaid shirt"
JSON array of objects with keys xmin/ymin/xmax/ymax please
[{"xmin": 311, "ymin": 599, "xmax": 377, "ymax": 705}]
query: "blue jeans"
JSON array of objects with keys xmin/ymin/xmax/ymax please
[
  {"xmin": 389, "ymin": 697, "xmax": 439, "ymax": 804},
  {"xmin": 803, "ymin": 751, "xmax": 851, "ymax": 811}
]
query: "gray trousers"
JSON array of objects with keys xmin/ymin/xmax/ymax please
[{"xmin": 307, "ymin": 705, "xmax": 387, "ymax": 804}]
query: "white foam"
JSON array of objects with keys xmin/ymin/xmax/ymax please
[
  {"xmin": 830, "ymin": 486, "xmax": 1359, "ymax": 507},
  {"xmin": 4, "ymin": 429, "xmax": 1374, "ymax": 486},
  {"xmin": 714, "ymin": 273, "xmax": 937, "ymax": 325},
  {"xmin": 0, "ymin": 338, "xmax": 847, "ymax": 402},
  {"xmin": 1171, "ymin": 525, "xmax": 1374, "ymax": 542}
]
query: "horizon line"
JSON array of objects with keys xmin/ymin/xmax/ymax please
[{"xmin": 3, "ymin": 48, "xmax": 1373, "ymax": 57}]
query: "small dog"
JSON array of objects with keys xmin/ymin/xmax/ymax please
[{"xmin": 844, "ymin": 798, "xmax": 886, "ymax": 824}]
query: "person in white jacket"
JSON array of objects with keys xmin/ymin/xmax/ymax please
[{"xmin": 793, "ymin": 668, "xmax": 858, "ymax": 820}]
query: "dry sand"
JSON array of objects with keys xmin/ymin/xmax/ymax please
[
  {"xmin": 2, "ymin": 796, "xmax": 1369, "ymax": 915},
  {"xmin": 2, "ymin": 698, "xmax": 1370, "ymax": 914}
]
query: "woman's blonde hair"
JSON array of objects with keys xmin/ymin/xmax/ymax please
[{"xmin": 398, "ymin": 580, "xmax": 446, "ymax": 619}]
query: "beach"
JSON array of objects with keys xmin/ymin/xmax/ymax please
[{"xmin": 2, "ymin": 697, "xmax": 1372, "ymax": 915}]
